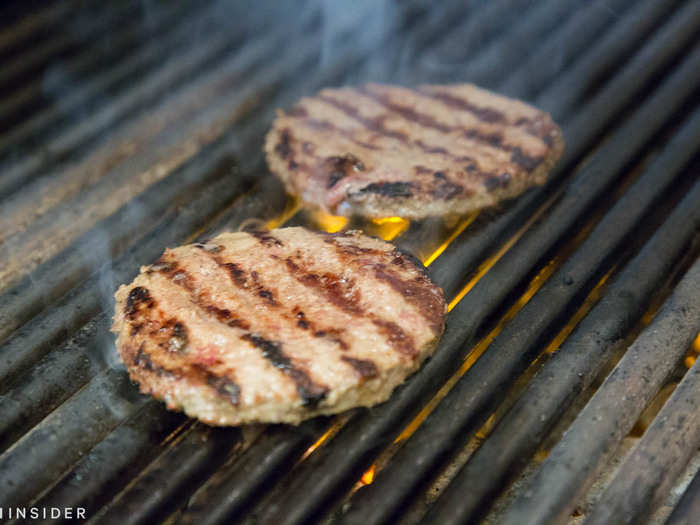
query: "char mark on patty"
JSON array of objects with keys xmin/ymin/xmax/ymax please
[
  {"xmin": 242, "ymin": 333, "xmax": 328, "ymax": 406},
  {"xmin": 342, "ymin": 356, "xmax": 379, "ymax": 379},
  {"xmin": 125, "ymin": 286, "xmax": 155, "ymax": 319},
  {"xmin": 358, "ymin": 181, "xmax": 414, "ymax": 198}
]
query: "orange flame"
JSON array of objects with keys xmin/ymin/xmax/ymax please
[
  {"xmin": 311, "ymin": 209, "xmax": 349, "ymax": 233},
  {"xmin": 360, "ymin": 464, "xmax": 376, "ymax": 485},
  {"xmin": 368, "ymin": 216, "xmax": 410, "ymax": 240}
]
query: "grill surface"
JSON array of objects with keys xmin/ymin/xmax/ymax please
[{"xmin": 0, "ymin": 1, "xmax": 699, "ymax": 524}]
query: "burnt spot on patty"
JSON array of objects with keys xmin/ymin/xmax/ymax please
[
  {"xmin": 169, "ymin": 322, "xmax": 188, "ymax": 353},
  {"xmin": 274, "ymin": 128, "xmax": 293, "ymax": 159},
  {"xmin": 125, "ymin": 286, "xmax": 155, "ymax": 319},
  {"xmin": 251, "ymin": 231, "xmax": 284, "ymax": 247},
  {"xmin": 358, "ymin": 181, "xmax": 414, "ymax": 198},
  {"xmin": 220, "ymin": 261, "xmax": 247, "ymax": 287},
  {"xmin": 511, "ymin": 146, "xmax": 543, "ymax": 171},
  {"xmin": 134, "ymin": 344, "xmax": 172, "ymax": 377},
  {"xmin": 324, "ymin": 153, "xmax": 366, "ymax": 188},
  {"xmin": 432, "ymin": 172, "xmax": 463, "ymax": 200},
  {"xmin": 342, "ymin": 356, "xmax": 378, "ymax": 379},
  {"xmin": 193, "ymin": 242, "xmax": 223, "ymax": 253},
  {"xmin": 205, "ymin": 374, "xmax": 240, "ymax": 405},
  {"xmin": 485, "ymin": 172, "xmax": 512, "ymax": 191}
]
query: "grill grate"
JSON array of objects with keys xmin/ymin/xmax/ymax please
[{"xmin": 0, "ymin": 1, "xmax": 699, "ymax": 524}]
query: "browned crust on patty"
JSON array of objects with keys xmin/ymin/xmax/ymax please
[
  {"xmin": 264, "ymin": 83, "xmax": 564, "ymax": 219},
  {"xmin": 112, "ymin": 227, "xmax": 446, "ymax": 425}
]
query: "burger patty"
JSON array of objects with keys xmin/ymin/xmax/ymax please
[
  {"xmin": 265, "ymin": 83, "xmax": 564, "ymax": 219},
  {"xmin": 112, "ymin": 227, "xmax": 446, "ymax": 425}
]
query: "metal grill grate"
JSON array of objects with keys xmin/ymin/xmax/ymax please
[{"xmin": 0, "ymin": 1, "xmax": 699, "ymax": 524}]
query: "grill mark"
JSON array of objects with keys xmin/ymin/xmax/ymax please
[
  {"xmin": 316, "ymin": 92, "xmax": 512, "ymax": 178},
  {"xmin": 316, "ymin": 94, "xmax": 409, "ymax": 143},
  {"xmin": 203, "ymin": 371, "xmax": 240, "ymax": 405},
  {"xmin": 293, "ymin": 308, "xmax": 349, "ymax": 350},
  {"xmin": 293, "ymin": 267, "xmax": 363, "ymax": 315},
  {"xmin": 199, "ymin": 249, "xmax": 351, "ymax": 352},
  {"xmin": 132, "ymin": 343, "xmax": 173, "ymax": 378},
  {"xmin": 360, "ymin": 86, "xmax": 547, "ymax": 168},
  {"xmin": 372, "ymin": 318, "xmax": 417, "ymax": 356},
  {"xmin": 414, "ymin": 139, "xmax": 448, "ymax": 155},
  {"xmin": 220, "ymin": 261, "xmax": 246, "ymax": 287},
  {"xmin": 286, "ymin": 245, "xmax": 419, "ymax": 358},
  {"xmin": 375, "ymin": 86, "xmax": 552, "ymax": 156},
  {"xmin": 416, "ymin": 87, "xmax": 506, "ymax": 124},
  {"xmin": 432, "ymin": 171, "xmax": 463, "ymax": 200},
  {"xmin": 357, "ymin": 85, "xmax": 451, "ymax": 133},
  {"xmin": 156, "ymin": 262, "xmax": 329, "ymax": 406},
  {"xmin": 242, "ymin": 333, "xmax": 328, "ymax": 407},
  {"xmin": 374, "ymin": 267, "xmax": 445, "ymax": 334},
  {"xmin": 299, "ymin": 117, "xmax": 381, "ymax": 150},
  {"xmin": 341, "ymin": 356, "xmax": 378, "ymax": 379}
]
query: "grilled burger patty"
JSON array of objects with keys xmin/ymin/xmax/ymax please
[
  {"xmin": 112, "ymin": 227, "xmax": 446, "ymax": 425},
  {"xmin": 265, "ymin": 83, "xmax": 564, "ymax": 219}
]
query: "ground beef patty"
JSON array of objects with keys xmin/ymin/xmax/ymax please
[
  {"xmin": 112, "ymin": 227, "xmax": 446, "ymax": 425},
  {"xmin": 265, "ymin": 83, "xmax": 564, "ymax": 219}
]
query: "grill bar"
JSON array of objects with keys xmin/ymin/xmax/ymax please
[
  {"xmin": 500, "ymin": 257, "xmax": 700, "ymax": 525},
  {"xmin": 433, "ymin": 0, "xmax": 700, "ymax": 299},
  {"xmin": 91, "ymin": 424, "xmax": 242, "ymax": 525},
  {"xmin": 0, "ymin": 1, "xmax": 77, "ymax": 54},
  {"xmin": 0, "ymin": 1, "xmax": 202, "ymax": 129},
  {"xmin": 247, "ymin": 41, "xmax": 700, "ymax": 525},
  {"xmin": 499, "ymin": 0, "xmax": 634, "ymax": 98},
  {"xmin": 0, "ymin": 2, "xmax": 139, "ymax": 90},
  {"xmin": 585, "ymin": 357, "xmax": 700, "ymax": 525},
  {"xmin": 665, "ymin": 469, "xmax": 700, "ymax": 525},
  {"xmin": 177, "ymin": 420, "xmax": 331, "ymax": 525},
  {"xmin": 0, "ymin": 368, "xmax": 145, "ymax": 507},
  {"xmin": 341, "ymin": 97, "xmax": 700, "ymax": 525},
  {"xmin": 419, "ymin": 174, "xmax": 700, "ymax": 524},
  {"xmin": 432, "ymin": 0, "xmax": 587, "ymax": 87},
  {"xmin": 30, "ymin": 402, "xmax": 187, "ymax": 516},
  {"xmin": 0, "ymin": 5, "xmax": 286, "ymax": 199}
]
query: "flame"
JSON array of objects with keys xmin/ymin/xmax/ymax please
[
  {"xmin": 360, "ymin": 464, "xmax": 376, "ymax": 485},
  {"xmin": 685, "ymin": 332, "xmax": 700, "ymax": 369},
  {"xmin": 423, "ymin": 212, "xmax": 479, "ymax": 266},
  {"xmin": 265, "ymin": 197, "xmax": 301, "ymax": 229},
  {"xmin": 368, "ymin": 216, "xmax": 410, "ymax": 240},
  {"xmin": 310, "ymin": 209, "xmax": 349, "ymax": 233}
]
